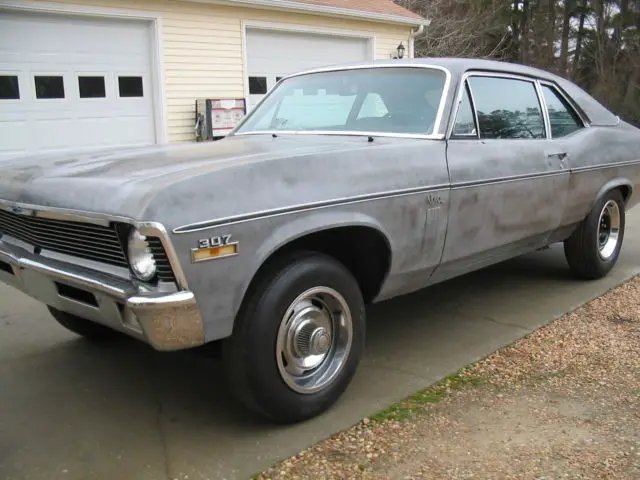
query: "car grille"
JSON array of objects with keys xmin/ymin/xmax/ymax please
[
  {"xmin": 0, "ymin": 209, "xmax": 177, "ymax": 283},
  {"xmin": 0, "ymin": 208, "xmax": 129, "ymax": 267}
]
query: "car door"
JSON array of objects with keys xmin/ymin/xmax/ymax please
[
  {"xmin": 537, "ymin": 80, "xmax": 589, "ymax": 229},
  {"xmin": 431, "ymin": 72, "xmax": 571, "ymax": 281}
]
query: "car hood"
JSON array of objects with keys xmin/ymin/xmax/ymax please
[
  {"xmin": 0, "ymin": 135, "xmax": 368, "ymax": 217},
  {"xmin": 0, "ymin": 134, "xmax": 438, "ymax": 229}
]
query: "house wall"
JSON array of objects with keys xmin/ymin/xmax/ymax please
[{"xmin": 21, "ymin": 0, "xmax": 413, "ymax": 143}]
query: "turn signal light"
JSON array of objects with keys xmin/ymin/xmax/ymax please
[{"xmin": 191, "ymin": 243, "xmax": 238, "ymax": 263}]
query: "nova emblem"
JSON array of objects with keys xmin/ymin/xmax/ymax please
[
  {"xmin": 425, "ymin": 195, "xmax": 444, "ymax": 206},
  {"xmin": 192, "ymin": 234, "xmax": 239, "ymax": 263}
]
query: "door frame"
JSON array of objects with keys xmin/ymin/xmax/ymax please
[
  {"xmin": 241, "ymin": 19, "xmax": 376, "ymax": 109},
  {"xmin": 0, "ymin": 0, "xmax": 167, "ymax": 145}
]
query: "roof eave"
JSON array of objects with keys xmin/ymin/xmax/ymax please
[{"xmin": 186, "ymin": 0, "xmax": 428, "ymax": 26}]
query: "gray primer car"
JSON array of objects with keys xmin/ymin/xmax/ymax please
[{"xmin": 1, "ymin": 58, "xmax": 639, "ymax": 423}]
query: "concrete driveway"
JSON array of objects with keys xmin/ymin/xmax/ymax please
[{"xmin": 1, "ymin": 212, "xmax": 639, "ymax": 480}]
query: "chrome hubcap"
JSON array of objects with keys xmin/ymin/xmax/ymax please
[
  {"xmin": 276, "ymin": 287, "xmax": 352, "ymax": 394},
  {"xmin": 597, "ymin": 200, "xmax": 621, "ymax": 260}
]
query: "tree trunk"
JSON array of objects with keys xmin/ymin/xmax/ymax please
[
  {"xmin": 546, "ymin": 0, "xmax": 556, "ymax": 70},
  {"xmin": 559, "ymin": 0, "xmax": 573, "ymax": 75},
  {"xmin": 521, "ymin": 0, "xmax": 530, "ymax": 64},
  {"xmin": 572, "ymin": 0, "xmax": 587, "ymax": 79}
]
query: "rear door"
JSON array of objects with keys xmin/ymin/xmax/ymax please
[{"xmin": 433, "ymin": 72, "xmax": 571, "ymax": 279}]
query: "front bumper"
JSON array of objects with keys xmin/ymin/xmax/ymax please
[{"xmin": 0, "ymin": 240, "xmax": 205, "ymax": 351}]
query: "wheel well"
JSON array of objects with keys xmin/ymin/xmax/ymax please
[
  {"xmin": 618, "ymin": 185, "xmax": 632, "ymax": 204},
  {"xmin": 248, "ymin": 226, "xmax": 391, "ymax": 304}
]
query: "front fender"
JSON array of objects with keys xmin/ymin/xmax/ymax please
[{"xmin": 233, "ymin": 210, "xmax": 392, "ymax": 318}]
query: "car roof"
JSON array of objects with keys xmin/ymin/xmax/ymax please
[{"xmin": 288, "ymin": 58, "xmax": 619, "ymax": 127}]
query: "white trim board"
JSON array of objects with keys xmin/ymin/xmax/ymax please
[
  {"xmin": 188, "ymin": 0, "xmax": 427, "ymax": 26},
  {"xmin": 0, "ymin": 0, "xmax": 168, "ymax": 145}
]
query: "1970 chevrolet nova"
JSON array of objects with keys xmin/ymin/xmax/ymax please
[{"xmin": 1, "ymin": 58, "xmax": 639, "ymax": 423}]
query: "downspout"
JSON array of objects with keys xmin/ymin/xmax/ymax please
[{"xmin": 409, "ymin": 21, "xmax": 429, "ymax": 58}]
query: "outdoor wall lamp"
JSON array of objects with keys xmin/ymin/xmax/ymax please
[{"xmin": 392, "ymin": 42, "xmax": 406, "ymax": 59}]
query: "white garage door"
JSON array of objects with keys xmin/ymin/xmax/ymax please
[
  {"xmin": 0, "ymin": 10, "xmax": 157, "ymax": 160},
  {"xmin": 246, "ymin": 28, "xmax": 371, "ymax": 109}
]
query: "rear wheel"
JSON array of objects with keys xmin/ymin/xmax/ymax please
[
  {"xmin": 222, "ymin": 252, "xmax": 365, "ymax": 423},
  {"xmin": 48, "ymin": 306, "xmax": 117, "ymax": 342},
  {"xmin": 564, "ymin": 189, "xmax": 626, "ymax": 279}
]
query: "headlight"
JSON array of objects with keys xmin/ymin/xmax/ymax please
[{"xmin": 128, "ymin": 229, "xmax": 156, "ymax": 281}]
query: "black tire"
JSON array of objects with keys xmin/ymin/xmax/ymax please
[
  {"xmin": 564, "ymin": 189, "xmax": 626, "ymax": 279},
  {"xmin": 48, "ymin": 306, "xmax": 118, "ymax": 342},
  {"xmin": 221, "ymin": 252, "xmax": 366, "ymax": 424}
]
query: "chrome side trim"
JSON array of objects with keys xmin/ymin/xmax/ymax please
[
  {"xmin": 571, "ymin": 158, "xmax": 640, "ymax": 173},
  {"xmin": 231, "ymin": 63, "xmax": 453, "ymax": 138},
  {"xmin": 235, "ymin": 130, "xmax": 444, "ymax": 140},
  {"xmin": 451, "ymin": 169, "xmax": 569, "ymax": 190},
  {"xmin": 173, "ymin": 158, "xmax": 640, "ymax": 234},
  {"xmin": 173, "ymin": 184, "xmax": 451, "ymax": 233}
]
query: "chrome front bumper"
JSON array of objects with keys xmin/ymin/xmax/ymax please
[{"xmin": 0, "ymin": 240, "xmax": 205, "ymax": 351}]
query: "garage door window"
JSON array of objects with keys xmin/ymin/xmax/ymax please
[
  {"xmin": 118, "ymin": 76, "xmax": 143, "ymax": 97},
  {"xmin": 249, "ymin": 76, "xmax": 268, "ymax": 95},
  {"xmin": 78, "ymin": 76, "xmax": 106, "ymax": 98},
  {"xmin": 0, "ymin": 75, "xmax": 20, "ymax": 100},
  {"xmin": 34, "ymin": 76, "xmax": 64, "ymax": 99}
]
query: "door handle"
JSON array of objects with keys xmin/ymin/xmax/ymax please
[{"xmin": 548, "ymin": 152, "xmax": 568, "ymax": 160}]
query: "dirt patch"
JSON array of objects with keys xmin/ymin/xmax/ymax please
[{"xmin": 254, "ymin": 275, "xmax": 640, "ymax": 479}]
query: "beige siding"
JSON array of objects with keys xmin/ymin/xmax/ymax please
[{"xmin": 28, "ymin": 0, "xmax": 412, "ymax": 143}]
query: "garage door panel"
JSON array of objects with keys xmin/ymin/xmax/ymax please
[
  {"xmin": 246, "ymin": 29, "xmax": 369, "ymax": 75},
  {"xmin": 0, "ymin": 10, "xmax": 156, "ymax": 159},
  {"xmin": 0, "ymin": 122, "xmax": 28, "ymax": 153},
  {"xmin": 246, "ymin": 28, "xmax": 370, "ymax": 109}
]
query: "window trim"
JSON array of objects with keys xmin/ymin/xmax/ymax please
[
  {"xmin": 447, "ymin": 70, "xmax": 550, "ymax": 141},
  {"xmin": 538, "ymin": 80, "xmax": 588, "ymax": 137},
  {"xmin": 450, "ymin": 80, "xmax": 480, "ymax": 139}
]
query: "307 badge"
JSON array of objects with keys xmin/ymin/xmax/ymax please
[{"xmin": 191, "ymin": 234, "xmax": 239, "ymax": 263}]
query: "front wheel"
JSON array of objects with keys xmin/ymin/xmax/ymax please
[
  {"xmin": 564, "ymin": 189, "xmax": 626, "ymax": 279},
  {"xmin": 222, "ymin": 252, "xmax": 365, "ymax": 423}
]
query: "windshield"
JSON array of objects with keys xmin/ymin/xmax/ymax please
[{"xmin": 235, "ymin": 67, "xmax": 447, "ymax": 136}]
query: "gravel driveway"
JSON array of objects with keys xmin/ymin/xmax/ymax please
[{"xmin": 255, "ymin": 275, "xmax": 640, "ymax": 480}]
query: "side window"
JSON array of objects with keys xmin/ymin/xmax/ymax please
[
  {"xmin": 468, "ymin": 76, "xmax": 546, "ymax": 139},
  {"xmin": 541, "ymin": 84, "xmax": 583, "ymax": 137},
  {"xmin": 451, "ymin": 82, "xmax": 477, "ymax": 137}
]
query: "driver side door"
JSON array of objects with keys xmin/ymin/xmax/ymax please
[{"xmin": 431, "ymin": 72, "xmax": 571, "ymax": 282}]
